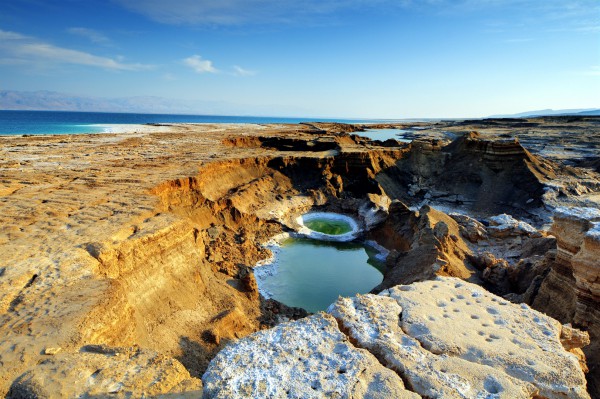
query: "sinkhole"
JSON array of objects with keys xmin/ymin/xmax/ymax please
[{"xmin": 255, "ymin": 213, "xmax": 384, "ymax": 313}]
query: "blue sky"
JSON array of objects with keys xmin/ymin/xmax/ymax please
[{"xmin": 0, "ymin": 0, "xmax": 598, "ymax": 118}]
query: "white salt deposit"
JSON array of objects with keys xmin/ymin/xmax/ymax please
[{"xmin": 296, "ymin": 212, "xmax": 360, "ymax": 242}]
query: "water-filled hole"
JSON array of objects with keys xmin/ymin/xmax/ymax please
[
  {"xmin": 255, "ymin": 237, "xmax": 383, "ymax": 313},
  {"xmin": 304, "ymin": 218, "xmax": 353, "ymax": 235},
  {"xmin": 296, "ymin": 212, "xmax": 360, "ymax": 242}
]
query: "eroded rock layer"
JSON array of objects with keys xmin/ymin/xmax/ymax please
[{"xmin": 534, "ymin": 207, "xmax": 600, "ymax": 395}]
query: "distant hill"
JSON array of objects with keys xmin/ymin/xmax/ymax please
[
  {"xmin": 575, "ymin": 109, "xmax": 600, "ymax": 116},
  {"xmin": 490, "ymin": 108, "xmax": 600, "ymax": 118},
  {"xmin": 0, "ymin": 90, "xmax": 230, "ymax": 114},
  {"xmin": 0, "ymin": 90, "xmax": 304, "ymax": 117}
]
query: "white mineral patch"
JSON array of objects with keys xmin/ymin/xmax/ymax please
[
  {"xmin": 487, "ymin": 213, "xmax": 539, "ymax": 236},
  {"xmin": 253, "ymin": 233, "xmax": 290, "ymax": 299},
  {"xmin": 296, "ymin": 212, "xmax": 360, "ymax": 242},
  {"xmin": 586, "ymin": 222, "xmax": 600, "ymax": 241},
  {"xmin": 204, "ymin": 277, "xmax": 590, "ymax": 399},
  {"xmin": 364, "ymin": 240, "xmax": 390, "ymax": 262},
  {"xmin": 554, "ymin": 206, "xmax": 600, "ymax": 222},
  {"xmin": 202, "ymin": 314, "xmax": 419, "ymax": 399}
]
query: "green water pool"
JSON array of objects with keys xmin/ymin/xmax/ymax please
[
  {"xmin": 257, "ymin": 237, "xmax": 384, "ymax": 313},
  {"xmin": 303, "ymin": 218, "xmax": 354, "ymax": 235}
]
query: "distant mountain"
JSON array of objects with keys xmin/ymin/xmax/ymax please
[
  {"xmin": 0, "ymin": 90, "xmax": 305, "ymax": 117},
  {"xmin": 489, "ymin": 108, "xmax": 600, "ymax": 118},
  {"xmin": 0, "ymin": 90, "xmax": 235, "ymax": 115},
  {"xmin": 575, "ymin": 109, "xmax": 600, "ymax": 116}
]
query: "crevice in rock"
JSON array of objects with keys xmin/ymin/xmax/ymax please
[{"xmin": 331, "ymin": 312, "xmax": 420, "ymax": 396}]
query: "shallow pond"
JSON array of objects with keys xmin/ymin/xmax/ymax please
[
  {"xmin": 353, "ymin": 128, "xmax": 412, "ymax": 143},
  {"xmin": 303, "ymin": 217, "xmax": 353, "ymax": 235},
  {"xmin": 256, "ymin": 237, "xmax": 383, "ymax": 313}
]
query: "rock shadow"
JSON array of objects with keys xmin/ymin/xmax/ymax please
[{"xmin": 176, "ymin": 336, "xmax": 220, "ymax": 380}]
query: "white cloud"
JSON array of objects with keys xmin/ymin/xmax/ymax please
[
  {"xmin": 67, "ymin": 27, "xmax": 111, "ymax": 45},
  {"xmin": 183, "ymin": 55, "xmax": 218, "ymax": 73},
  {"xmin": 0, "ymin": 29, "xmax": 151, "ymax": 71},
  {"xmin": 0, "ymin": 30, "xmax": 28, "ymax": 40},
  {"xmin": 233, "ymin": 65, "xmax": 256, "ymax": 77}
]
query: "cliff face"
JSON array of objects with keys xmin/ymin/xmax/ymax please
[
  {"xmin": 377, "ymin": 132, "xmax": 556, "ymax": 220},
  {"xmin": 534, "ymin": 207, "xmax": 600, "ymax": 395},
  {"xmin": 203, "ymin": 277, "xmax": 590, "ymax": 399}
]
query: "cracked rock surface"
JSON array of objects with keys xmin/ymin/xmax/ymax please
[
  {"xmin": 202, "ymin": 313, "xmax": 419, "ymax": 399},
  {"xmin": 204, "ymin": 277, "xmax": 590, "ymax": 399}
]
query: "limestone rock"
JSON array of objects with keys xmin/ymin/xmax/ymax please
[
  {"xmin": 487, "ymin": 214, "xmax": 540, "ymax": 238},
  {"xmin": 449, "ymin": 213, "xmax": 488, "ymax": 243},
  {"xmin": 8, "ymin": 345, "xmax": 201, "ymax": 398},
  {"xmin": 202, "ymin": 314, "xmax": 419, "ymax": 399},
  {"xmin": 373, "ymin": 205, "xmax": 478, "ymax": 291},
  {"xmin": 203, "ymin": 277, "xmax": 590, "ymax": 399},
  {"xmin": 329, "ymin": 292, "xmax": 537, "ymax": 399},
  {"xmin": 385, "ymin": 277, "xmax": 589, "ymax": 399},
  {"xmin": 358, "ymin": 192, "xmax": 392, "ymax": 229}
]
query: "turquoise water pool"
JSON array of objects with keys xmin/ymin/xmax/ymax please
[{"xmin": 256, "ymin": 237, "xmax": 383, "ymax": 313}]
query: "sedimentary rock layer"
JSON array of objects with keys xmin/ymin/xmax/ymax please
[{"xmin": 534, "ymin": 207, "xmax": 600, "ymax": 395}]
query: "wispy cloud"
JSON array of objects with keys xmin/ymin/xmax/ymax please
[
  {"xmin": 113, "ymin": 0, "xmax": 599, "ymax": 29},
  {"xmin": 113, "ymin": 0, "xmax": 391, "ymax": 26},
  {"xmin": 183, "ymin": 55, "xmax": 218, "ymax": 73},
  {"xmin": 233, "ymin": 65, "xmax": 256, "ymax": 77},
  {"xmin": 0, "ymin": 29, "xmax": 151, "ymax": 71},
  {"xmin": 67, "ymin": 27, "xmax": 112, "ymax": 45}
]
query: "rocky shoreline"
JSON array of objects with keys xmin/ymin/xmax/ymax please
[{"xmin": 1, "ymin": 117, "xmax": 600, "ymax": 397}]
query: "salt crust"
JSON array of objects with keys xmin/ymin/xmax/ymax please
[{"xmin": 296, "ymin": 212, "xmax": 360, "ymax": 242}]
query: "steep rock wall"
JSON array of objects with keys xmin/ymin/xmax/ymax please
[{"xmin": 534, "ymin": 207, "xmax": 600, "ymax": 397}]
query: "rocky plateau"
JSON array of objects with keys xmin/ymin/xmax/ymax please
[{"xmin": 1, "ymin": 116, "xmax": 600, "ymax": 398}]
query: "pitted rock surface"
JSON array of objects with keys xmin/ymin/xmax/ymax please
[
  {"xmin": 202, "ymin": 313, "xmax": 418, "ymax": 399},
  {"xmin": 386, "ymin": 277, "xmax": 589, "ymax": 399},
  {"xmin": 203, "ymin": 277, "xmax": 590, "ymax": 399}
]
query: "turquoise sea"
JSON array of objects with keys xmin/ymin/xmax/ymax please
[{"xmin": 0, "ymin": 110, "xmax": 388, "ymax": 135}]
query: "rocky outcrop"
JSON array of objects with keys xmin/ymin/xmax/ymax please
[
  {"xmin": 371, "ymin": 202, "xmax": 478, "ymax": 291},
  {"xmin": 8, "ymin": 345, "xmax": 201, "ymax": 398},
  {"xmin": 204, "ymin": 277, "xmax": 590, "ymax": 398},
  {"xmin": 376, "ymin": 132, "xmax": 557, "ymax": 220},
  {"xmin": 534, "ymin": 207, "xmax": 600, "ymax": 396}
]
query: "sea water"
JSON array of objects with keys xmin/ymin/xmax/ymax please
[
  {"xmin": 353, "ymin": 128, "xmax": 412, "ymax": 142},
  {"xmin": 0, "ymin": 110, "xmax": 392, "ymax": 135}
]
